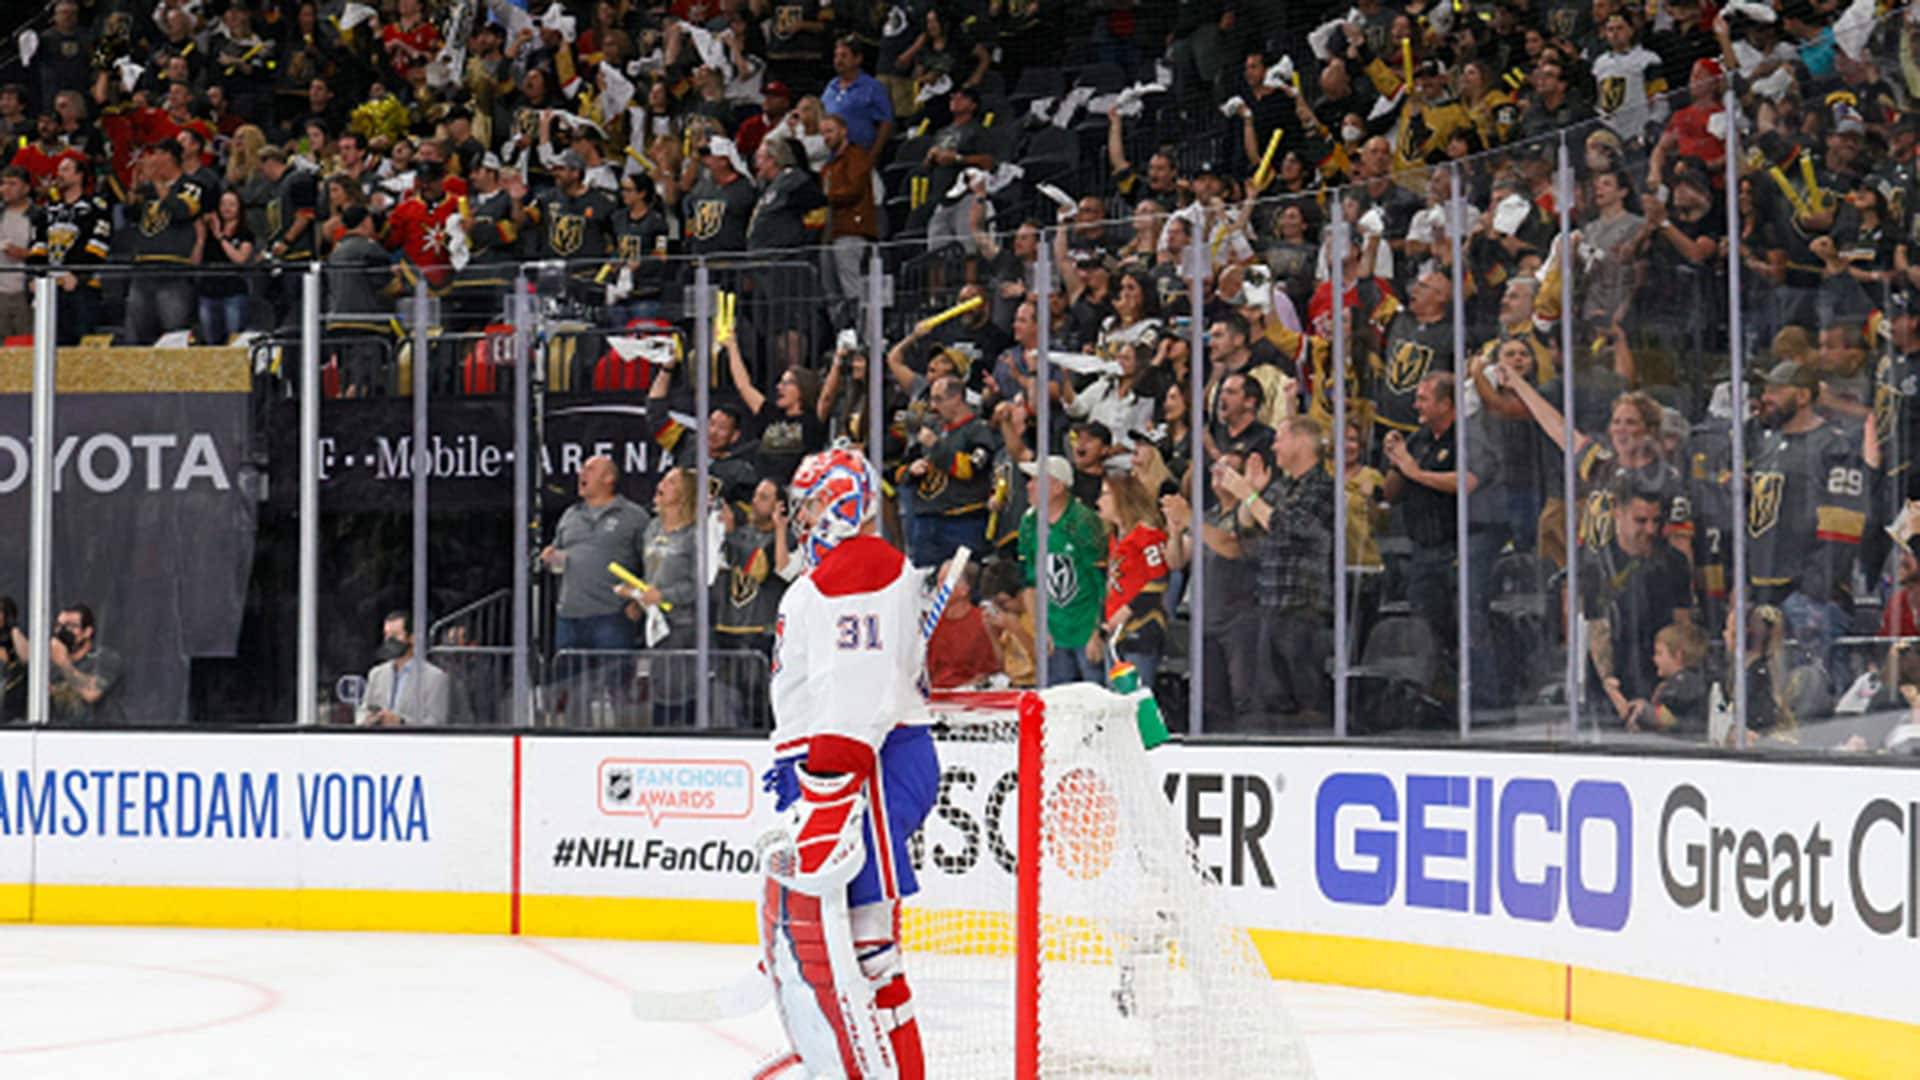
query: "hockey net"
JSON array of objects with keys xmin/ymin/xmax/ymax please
[{"xmin": 900, "ymin": 683, "xmax": 1314, "ymax": 1079}]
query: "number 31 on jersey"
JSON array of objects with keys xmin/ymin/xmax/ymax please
[{"xmin": 835, "ymin": 614, "xmax": 883, "ymax": 651}]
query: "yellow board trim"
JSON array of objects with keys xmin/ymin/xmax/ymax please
[
  {"xmin": 6, "ymin": 885, "xmax": 1917, "ymax": 1077},
  {"xmin": 2, "ymin": 883, "xmax": 508, "ymax": 935}
]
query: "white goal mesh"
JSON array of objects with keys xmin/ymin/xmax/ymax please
[{"xmin": 901, "ymin": 684, "xmax": 1315, "ymax": 1079}]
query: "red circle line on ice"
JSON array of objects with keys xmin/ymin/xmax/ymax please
[{"xmin": 0, "ymin": 958, "xmax": 283, "ymax": 1056}]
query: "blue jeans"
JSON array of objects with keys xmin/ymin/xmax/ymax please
[
  {"xmin": 198, "ymin": 293, "xmax": 250, "ymax": 345},
  {"xmin": 555, "ymin": 613, "xmax": 637, "ymax": 650},
  {"xmin": 1045, "ymin": 642, "xmax": 1107, "ymax": 687},
  {"xmin": 909, "ymin": 513, "xmax": 989, "ymax": 569}
]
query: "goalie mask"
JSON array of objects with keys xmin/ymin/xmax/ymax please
[{"xmin": 789, "ymin": 445, "xmax": 880, "ymax": 567}]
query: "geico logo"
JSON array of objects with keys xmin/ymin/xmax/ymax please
[
  {"xmin": 1315, "ymin": 772, "xmax": 1632, "ymax": 931},
  {"xmin": 1661, "ymin": 784, "xmax": 1920, "ymax": 936},
  {"xmin": 0, "ymin": 433, "xmax": 232, "ymax": 494}
]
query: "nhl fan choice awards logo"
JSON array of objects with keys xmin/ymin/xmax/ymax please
[{"xmin": 596, "ymin": 758, "xmax": 753, "ymax": 826}]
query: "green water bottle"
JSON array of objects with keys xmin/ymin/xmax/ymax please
[{"xmin": 1109, "ymin": 661, "xmax": 1170, "ymax": 749}]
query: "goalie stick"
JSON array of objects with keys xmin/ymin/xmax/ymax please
[{"xmin": 630, "ymin": 548, "xmax": 972, "ymax": 1023}]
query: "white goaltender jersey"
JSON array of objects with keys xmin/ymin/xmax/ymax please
[{"xmin": 770, "ymin": 535, "xmax": 930, "ymax": 764}]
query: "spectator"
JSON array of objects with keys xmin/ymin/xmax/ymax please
[
  {"xmin": 1746, "ymin": 360, "xmax": 1868, "ymax": 673},
  {"xmin": 746, "ymin": 137, "xmax": 824, "ymax": 253},
  {"xmin": 609, "ymin": 172, "xmax": 669, "ymax": 324},
  {"xmin": 683, "ymin": 136, "xmax": 756, "ymax": 254},
  {"xmin": 1063, "ymin": 339, "xmax": 1157, "ymax": 451},
  {"xmin": 1579, "ymin": 477, "xmax": 1696, "ymax": 726},
  {"xmin": 927, "ymin": 558, "xmax": 1000, "ymax": 689},
  {"xmin": 541, "ymin": 455, "xmax": 651, "ymax": 651},
  {"xmin": 0, "ymin": 596, "xmax": 25, "ymax": 724},
  {"xmin": 819, "ymin": 113, "xmax": 876, "ymax": 315},
  {"xmin": 197, "ymin": 189, "xmax": 256, "ymax": 344},
  {"xmin": 25, "ymin": 156, "xmax": 110, "ymax": 343},
  {"xmin": 916, "ymin": 84, "xmax": 994, "ymax": 257},
  {"xmin": 1206, "ymin": 370, "xmax": 1275, "ymax": 468},
  {"xmin": 1066, "ymin": 420, "xmax": 1119, "ymax": 510},
  {"xmin": 322, "ymin": 206, "xmax": 393, "ymax": 392},
  {"xmin": 1230, "ymin": 417, "xmax": 1338, "ymax": 729},
  {"xmin": 32, "ymin": 1, "xmax": 92, "ymax": 114},
  {"xmin": 1714, "ymin": 603, "xmax": 1795, "ymax": 747},
  {"xmin": 899, "ymin": 373, "xmax": 996, "ymax": 567},
  {"xmin": 1094, "ymin": 472, "xmax": 1170, "ymax": 691},
  {"xmin": 1604, "ymin": 621, "xmax": 1710, "ymax": 737},
  {"xmin": 1383, "ymin": 373, "xmax": 1498, "ymax": 650},
  {"xmin": 1017, "ymin": 455, "xmax": 1107, "ymax": 686},
  {"xmin": 1162, "ymin": 451, "xmax": 1264, "ymax": 728},
  {"xmin": 627, "ymin": 466, "xmax": 702, "ymax": 725},
  {"xmin": 356, "ymin": 610, "xmax": 452, "ymax": 727},
  {"xmin": 822, "ymin": 35, "xmax": 893, "ymax": 155},
  {"xmin": 978, "ymin": 558, "xmax": 1037, "ymax": 687},
  {"xmin": 726, "ymin": 331, "xmax": 828, "ymax": 487},
  {"xmin": 49, "ymin": 603, "xmax": 126, "ymax": 727},
  {"xmin": 0, "ymin": 167, "xmax": 33, "ymax": 341},
  {"xmin": 124, "ymin": 142, "xmax": 207, "ymax": 343},
  {"xmin": 713, "ymin": 478, "xmax": 794, "ymax": 665},
  {"xmin": 1206, "ymin": 312, "xmax": 1290, "ymax": 430}
]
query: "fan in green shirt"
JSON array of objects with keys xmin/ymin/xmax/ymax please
[{"xmin": 1016, "ymin": 457, "xmax": 1108, "ymax": 652}]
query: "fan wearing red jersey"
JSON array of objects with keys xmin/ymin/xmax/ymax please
[{"xmin": 756, "ymin": 445, "xmax": 938, "ymax": 1080}]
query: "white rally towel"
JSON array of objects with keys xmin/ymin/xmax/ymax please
[
  {"xmin": 1045, "ymin": 351, "xmax": 1123, "ymax": 376},
  {"xmin": 337, "ymin": 1, "xmax": 379, "ymax": 30},
  {"xmin": 599, "ymin": 62, "xmax": 637, "ymax": 118},
  {"xmin": 1036, "ymin": 182, "xmax": 1077, "ymax": 221}
]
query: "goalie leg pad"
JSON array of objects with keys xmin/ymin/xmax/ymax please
[
  {"xmin": 853, "ymin": 901, "xmax": 925, "ymax": 1080},
  {"xmin": 762, "ymin": 875, "xmax": 899, "ymax": 1076}
]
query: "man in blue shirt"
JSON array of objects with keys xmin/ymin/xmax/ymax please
[{"xmin": 822, "ymin": 36, "xmax": 894, "ymax": 157}]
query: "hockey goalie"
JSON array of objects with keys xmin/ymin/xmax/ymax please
[{"xmin": 756, "ymin": 445, "xmax": 941, "ymax": 1080}]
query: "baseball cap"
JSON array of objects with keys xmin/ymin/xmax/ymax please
[
  {"xmin": 1018, "ymin": 455, "xmax": 1074, "ymax": 487},
  {"xmin": 553, "ymin": 149, "xmax": 586, "ymax": 171},
  {"xmin": 415, "ymin": 157, "xmax": 446, "ymax": 180},
  {"xmin": 764, "ymin": 80, "xmax": 792, "ymax": 99},
  {"xmin": 1759, "ymin": 359, "xmax": 1818, "ymax": 389}
]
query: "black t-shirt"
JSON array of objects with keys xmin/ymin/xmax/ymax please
[
  {"xmin": 750, "ymin": 400, "xmax": 829, "ymax": 486},
  {"xmin": 1579, "ymin": 538, "xmax": 1693, "ymax": 705},
  {"xmin": 199, "ymin": 222, "xmax": 256, "ymax": 297},
  {"xmin": 685, "ymin": 174, "xmax": 757, "ymax": 255}
]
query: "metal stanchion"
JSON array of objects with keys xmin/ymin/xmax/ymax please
[
  {"xmin": 1332, "ymin": 220, "xmax": 1350, "ymax": 739},
  {"xmin": 1726, "ymin": 85, "xmax": 1749, "ymax": 732},
  {"xmin": 1557, "ymin": 137, "xmax": 1580, "ymax": 738},
  {"xmin": 1034, "ymin": 232, "xmax": 1052, "ymax": 692},
  {"xmin": 298, "ymin": 265, "xmax": 321, "ymax": 725},
  {"xmin": 511, "ymin": 273, "xmax": 533, "ymax": 727},
  {"xmin": 1186, "ymin": 241, "xmax": 1207, "ymax": 736},
  {"xmin": 1449, "ymin": 166, "xmax": 1470, "ymax": 738},
  {"xmin": 26, "ymin": 273, "xmax": 57, "ymax": 726},
  {"xmin": 694, "ymin": 263, "xmax": 713, "ymax": 729},
  {"xmin": 411, "ymin": 278, "xmax": 430, "ymax": 664},
  {"xmin": 867, "ymin": 247, "xmax": 886, "ymax": 471}
]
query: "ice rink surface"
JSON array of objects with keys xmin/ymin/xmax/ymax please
[{"xmin": 0, "ymin": 925, "xmax": 1829, "ymax": 1079}]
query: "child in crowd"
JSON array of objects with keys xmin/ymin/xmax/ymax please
[{"xmin": 1605, "ymin": 621, "xmax": 1709, "ymax": 737}]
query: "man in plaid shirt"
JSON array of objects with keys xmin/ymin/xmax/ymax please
[{"xmin": 1215, "ymin": 417, "xmax": 1337, "ymax": 729}]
